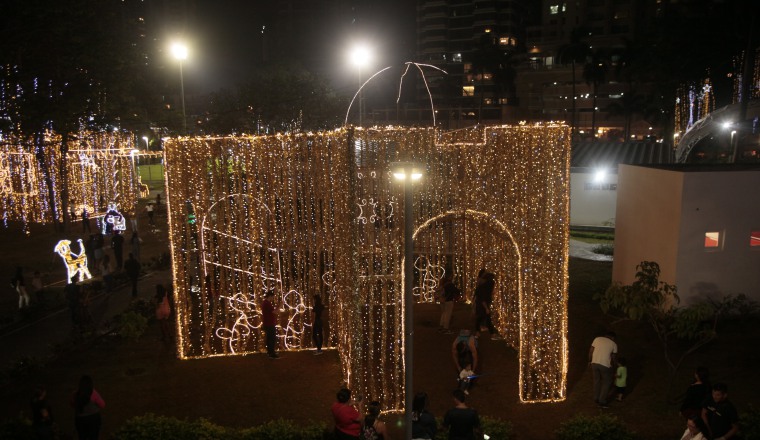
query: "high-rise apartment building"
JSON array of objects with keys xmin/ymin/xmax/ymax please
[{"xmin": 415, "ymin": 0, "xmax": 533, "ymax": 126}]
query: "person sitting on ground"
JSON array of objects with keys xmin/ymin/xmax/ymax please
[
  {"xmin": 332, "ymin": 388, "xmax": 363, "ymax": 440},
  {"xmin": 362, "ymin": 401, "xmax": 390, "ymax": 440},
  {"xmin": 412, "ymin": 392, "xmax": 437, "ymax": 440}
]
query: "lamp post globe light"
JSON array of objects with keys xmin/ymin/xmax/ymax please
[
  {"xmin": 390, "ymin": 161, "xmax": 424, "ymax": 440},
  {"xmin": 349, "ymin": 44, "xmax": 372, "ymax": 127},
  {"xmin": 171, "ymin": 42, "xmax": 189, "ymax": 134}
]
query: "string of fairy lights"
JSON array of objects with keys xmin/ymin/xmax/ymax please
[
  {"xmin": 165, "ymin": 124, "xmax": 570, "ymax": 409},
  {"xmin": 0, "ymin": 131, "xmax": 150, "ymax": 231}
]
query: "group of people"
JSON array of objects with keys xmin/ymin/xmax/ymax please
[
  {"xmin": 678, "ymin": 367, "xmax": 740, "ymax": 440},
  {"xmin": 436, "ymin": 269, "xmax": 501, "ymax": 341},
  {"xmin": 259, "ymin": 290, "xmax": 326, "ymax": 359},
  {"xmin": 590, "ymin": 331, "xmax": 740, "ymax": 439},
  {"xmin": 332, "ymin": 387, "xmax": 482, "ymax": 440},
  {"xmin": 30, "ymin": 375, "xmax": 106, "ymax": 440}
]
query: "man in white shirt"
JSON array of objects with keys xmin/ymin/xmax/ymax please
[{"xmin": 589, "ymin": 331, "xmax": 618, "ymax": 408}]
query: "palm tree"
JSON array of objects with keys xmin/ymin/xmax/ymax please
[
  {"xmin": 556, "ymin": 28, "xmax": 591, "ymax": 139},
  {"xmin": 583, "ymin": 49, "xmax": 609, "ymax": 139}
]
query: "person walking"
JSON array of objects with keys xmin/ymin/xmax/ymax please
[
  {"xmin": 473, "ymin": 270, "xmax": 500, "ymax": 340},
  {"xmin": 312, "ymin": 294, "xmax": 325, "ymax": 355},
  {"xmin": 110, "ymin": 232, "xmax": 125, "ymax": 270},
  {"xmin": 588, "ymin": 331, "xmax": 618, "ymax": 408},
  {"xmin": 442, "ymin": 389, "xmax": 481, "ymax": 440},
  {"xmin": 81, "ymin": 208, "xmax": 91, "ymax": 233},
  {"xmin": 145, "ymin": 203, "xmax": 154, "ymax": 226},
  {"xmin": 261, "ymin": 290, "xmax": 279, "ymax": 359},
  {"xmin": 123, "ymin": 253, "xmax": 140, "ymax": 298},
  {"xmin": 12, "ymin": 266, "xmax": 31, "ymax": 309},
  {"xmin": 332, "ymin": 388, "xmax": 363, "ymax": 440},
  {"xmin": 412, "ymin": 392, "xmax": 437, "ymax": 440},
  {"xmin": 130, "ymin": 231, "xmax": 142, "ymax": 261},
  {"xmin": 155, "ymin": 284, "xmax": 172, "ymax": 342},
  {"xmin": 436, "ymin": 273, "xmax": 460, "ymax": 334},
  {"xmin": 71, "ymin": 375, "xmax": 105, "ymax": 440}
]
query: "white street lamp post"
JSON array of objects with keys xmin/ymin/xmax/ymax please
[
  {"xmin": 171, "ymin": 42, "xmax": 189, "ymax": 134},
  {"xmin": 391, "ymin": 162, "xmax": 423, "ymax": 440},
  {"xmin": 350, "ymin": 44, "xmax": 371, "ymax": 127},
  {"xmin": 142, "ymin": 136, "xmax": 149, "ymax": 149}
]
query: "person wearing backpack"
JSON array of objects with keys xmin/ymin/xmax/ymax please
[
  {"xmin": 452, "ymin": 329, "xmax": 479, "ymax": 376},
  {"xmin": 437, "ymin": 273, "xmax": 460, "ymax": 334},
  {"xmin": 361, "ymin": 401, "xmax": 390, "ymax": 440}
]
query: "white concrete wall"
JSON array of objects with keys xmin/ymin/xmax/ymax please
[
  {"xmin": 676, "ymin": 171, "xmax": 760, "ymax": 304},
  {"xmin": 570, "ymin": 171, "xmax": 618, "ymax": 226},
  {"xmin": 612, "ymin": 165, "xmax": 683, "ymax": 287}
]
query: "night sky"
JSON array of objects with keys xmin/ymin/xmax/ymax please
[{"xmin": 184, "ymin": 1, "xmax": 418, "ymax": 94}]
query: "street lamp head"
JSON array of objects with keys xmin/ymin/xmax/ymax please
[
  {"xmin": 722, "ymin": 121, "xmax": 733, "ymax": 130},
  {"xmin": 391, "ymin": 162, "xmax": 424, "ymax": 182},
  {"xmin": 171, "ymin": 42, "xmax": 189, "ymax": 61},
  {"xmin": 349, "ymin": 44, "xmax": 372, "ymax": 68}
]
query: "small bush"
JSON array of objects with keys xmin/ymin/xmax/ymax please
[
  {"xmin": 434, "ymin": 415, "xmax": 513, "ymax": 440},
  {"xmin": 591, "ymin": 244, "xmax": 614, "ymax": 256},
  {"xmin": 0, "ymin": 415, "xmax": 35, "ymax": 440},
  {"xmin": 112, "ymin": 414, "xmax": 227, "ymax": 440},
  {"xmin": 555, "ymin": 414, "xmax": 635, "ymax": 440},
  {"xmin": 238, "ymin": 418, "xmax": 327, "ymax": 440},
  {"xmin": 119, "ymin": 311, "xmax": 148, "ymax": 341},
  {"xmin": 112, "ymin": 414, "xmax": 328, "ymax": 440},
  {"xmin": 740, "ymin": 405, "xmax": 760, "ymax": 440}
]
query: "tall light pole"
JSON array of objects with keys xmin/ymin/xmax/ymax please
[
  {"xmin": 391, "ymin": 162, "xmax": 423, "ymax": 440},
  {"xmin": 142, "ymin": 136, "xmax": 149, "ymax": 150},
  {"xmin": 349, "ymin": 44, "xmax": 371, "ymax": 127},
  {"xmin": 171, "ymin": 42, "xmax": 188, "ymax": 134}
]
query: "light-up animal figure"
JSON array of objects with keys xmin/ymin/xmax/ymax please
[{"xmin": 54, "ymin": 239, "xmax": 93, "ymax": 283}]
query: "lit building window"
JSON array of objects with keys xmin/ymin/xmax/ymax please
[
  {"xmin": 550, "ymin": 5, "xmax": 559, "ymax": 14},
  {"xmin": 751, "ymin": 231, "xmax": 760, "ymax": 247},
  {"xmin": 499, "ymin": 98, "xmax": 508, "ymax": 104},
  {"xmin": 453, "ymin": 53, "xmax": 462, "ymax": 62},
  {"xmin": 484, "ymin": 28, "xmax": 492, "ymax": 33},
  {"xmin": 462, "ymin": 85, "xmax": 475, "ymax": 96},
  {"xmin": 484, "ymin": 98, "xmax": 493, "ymax": 105},
  {"xmin": 704, "ymin": 231, "xmax": 721, "ymax": 249},
  {"xmin": 483, "ymin": 73, "xmax": 493, "ymax": 80}
]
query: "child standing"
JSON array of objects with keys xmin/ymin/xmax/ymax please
[
  {"xmin": 615, "ymin": 357, "xmax": 628, "ymax": 401},
  {"xmin": 458, "ymin": 361, "xmax": 475, "ymax": 395}
]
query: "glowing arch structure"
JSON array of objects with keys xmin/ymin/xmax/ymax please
[{"xmin": 164, "ymin": 124, "xmax": 570, "ymax": 407}]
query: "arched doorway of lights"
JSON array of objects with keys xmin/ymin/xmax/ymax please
[{"xmin": 412, "ymin": 208, "xmax": 523, "ymax": 358}]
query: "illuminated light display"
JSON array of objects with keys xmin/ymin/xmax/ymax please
[
  {"xmin": 101, "ymin": 202, "xmax": 127, "ymax": 235},
  {"xmin": 54, "ymin": 239, "xmax": 93, "ymax": 283},
  {"xmin": 1, "ymin": 130, "xmax": 159, "ymax": 231},
  {"xmin": 164, "ymin": 125, "xmax": 570, "ymax": 410}
]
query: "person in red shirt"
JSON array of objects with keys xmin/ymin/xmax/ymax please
[
  {"xmin": 331, "ymin": 388, "xmax": 363, "ymax": 439},
  {"xmin": 261, "ymin": 290, "xmax": 279, "ymax": 359}
]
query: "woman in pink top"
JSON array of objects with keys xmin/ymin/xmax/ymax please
[{"xmin": 71, "ymin": 375, "xmax": 105, "ymax": 440}]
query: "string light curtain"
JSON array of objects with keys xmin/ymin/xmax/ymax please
[
  {"xmin": 164, "ymin": 124, "xmax": 570, "ymax": 409},
  {"xmin": 0, "ymin": 130, "xmax": 141, "ymax": 229}
]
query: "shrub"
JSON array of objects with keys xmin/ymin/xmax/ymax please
[
  {"xmin": 238, "ymin": 418, "xmax": 328, "ymax": 440},
  {"xmin": 555, "ymin": 414, "xmax": 635, "ymax": 440},
  {"xmin": 434, "ymin": 416, "xmax": 513, "ymax": 440},
  {"xmin": 0, "ymin": 415, "xmax": 35, "ymax": 440},
  {"xmin": 112, "ymin": 414, "xmax": 329, "ymax": 440},
  {"xmin": 112, "ymin": 414, "xmax": 227, "ymax": 440},
  {"xmin": 119, "ymin": 311, "xmax": 148, "ymax": 341},
  {"xmin": 591, "ymin": 244, "xmax": 614, "ymax": 256},
  {"xmin": 740, "ymin": 405, "xmax": 760, "ymax": 440}
]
